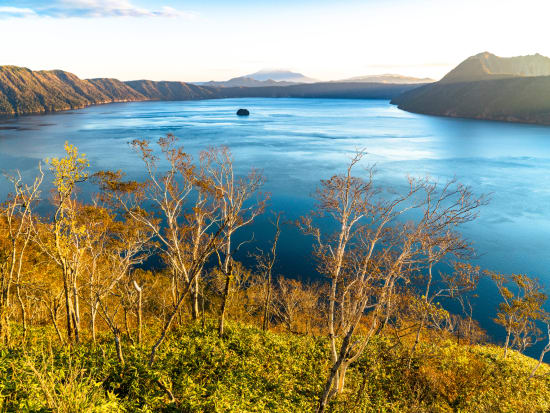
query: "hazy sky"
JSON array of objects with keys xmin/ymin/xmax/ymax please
[{"xmin": 1, "ymin": 0, "xmax": 549, "ymax": 82}]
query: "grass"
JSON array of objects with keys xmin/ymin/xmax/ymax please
[{"xmin": 0, "ymin": 322, "xmax": 549, "ymax": 412}]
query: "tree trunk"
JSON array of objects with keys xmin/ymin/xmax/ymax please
[
  {"xmin": 0, "ymin": 311, "xmax": 8, "ymax": 345},
  {"xmin": 149, "ymin": 283, "xmax": 191, "ymax": 366},
  {"xmin": 201, "ymin": 291, "xmax": 206, "ymax": 331},
  {"xmin": 409, "ymin": 316, "xmax": 426, "ymax": 368},
  {"xmin": 529, "ymin": 325, "xmax": 550, "ymax": 379},
  {"xmin": 113, "ymin": 329, "xmax": 124, "ymax": 365},
  {"xmin": 504, "ymin": 329, "xmax": 511, "ymax": 358},
  {"xmin": 48, "ymin": 303, "xmax": 64, "ymax": 344},
  {"xmin": 71, "ymin": 311, "xmax": 80, "ymax": 344},
  {"xmin": 218, "ymin": 249, "xmax": 232, "ymax": 338},
  {"xmin": 218, "ymin": 270, "xmax": 231, "ymax": 337},
  {"xmin": 134, "ymin": 282, "xmax": 142, "ymax": 345},
  {"xmin": 262, "ymin": 278, "xmax": 272, "ymax": 331},
  {"xmin": 16, "ymin": 284, "xmax": 27, "ymax": 341},
  {"xmin": 317, "ymin": 332, "xmax": 353, "ymax": 413},
  {"xmin": 0, "ymin": 272, "xmax": 12, "ymax": 345},
  {"xmin": 0, "ymin": 292, "xmax": 10, "ymax": 345},
  {"xmin": 529, "ymin": 348, "xmax": 548, "ymax": 379},
  {"xmin": 62, "ymin": 273, "xmax": 73, "ymax": 341},
  {"xmin": 335, "ymin": 361, "xmax": 349, "ymax": 393},
  {"xmin": 90, "ymin": 302, "xmax": 97, "ymax": 343},
  {"xmin": 191, "ymin": 275, "xmax": 200, "ymax": 320},
  {"xmin": 124, "ymin": 307, "xmax": 134, "ymax": 345},
  {"xmin": 72, "ymin": 280, "xmax": 80, "ymax": 343},
  {"xmin": 317, "ymin": 358, "xmax": 342, "ymax": 413}
]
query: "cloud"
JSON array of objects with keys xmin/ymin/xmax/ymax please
[
  {"xmin": 0, "ymin": 6, "xmax": 37, "ymax": 17},
  {"xmin": 0, "ymin": 0, "xmax": 193, "ymax": 18}
]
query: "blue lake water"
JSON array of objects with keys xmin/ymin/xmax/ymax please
[{"xmin": 1, "ymin": 97, "xmax": 550, "ymax": 346}]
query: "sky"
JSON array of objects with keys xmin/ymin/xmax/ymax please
[{"xmin": 1, "ymin": 0, "xmax": 550, "ymax": 82}]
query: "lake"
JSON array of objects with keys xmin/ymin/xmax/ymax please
[{"xmin": 1, "ymin": 97, "xmax": 550, "ymax": 345}]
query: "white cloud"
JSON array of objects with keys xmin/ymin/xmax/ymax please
[
  {"xmin": 0, "ymin": 6, "xmax": 37, "ymax": 17},
  {"xmin": 0, "ymin": 0, "xmax": 193, "ymax": 19}
]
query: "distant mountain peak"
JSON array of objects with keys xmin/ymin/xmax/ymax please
[
  {"xmin": 195, "ymin": 69, "xmax": 318, "ymax": 88},
  {"xmin": 245, "ymin": 69, "xmax": 318, "ymax": 83},
  {"xmin": 339, "ymin": 74, "xmax": 434, "ymax": 84}
]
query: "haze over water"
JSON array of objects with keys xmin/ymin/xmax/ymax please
[{"xmin": 1, "ymin": 97, "xmax": 550, "ymax": 342}]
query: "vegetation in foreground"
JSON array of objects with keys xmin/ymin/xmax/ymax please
[
  {"xmin": 2, "ymin": 321, "xmax": 550, "ymax": 412},
  {"xmin": 1, "ymin": 136, "xmax": 550, "ymax": 411}
]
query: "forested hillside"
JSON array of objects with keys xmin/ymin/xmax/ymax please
[
  {"xmin": 217, "ymin": 82, "xmax": 421, "ymax": 100},
  {"xmin": 392, "ymin": 52, "xmax": 550, "ymax": 124},
  {"xmin": 0, "ymin": 66, "xmax": 215, "ymax": 115},
  {"xmin": 1, "ymin": 136, "xmax": 550, "ymax": 411}
]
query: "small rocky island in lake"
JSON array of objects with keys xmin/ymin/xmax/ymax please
[{"xmin": 236, "ymin": 108, "xmax": 250, "ymax": 116}]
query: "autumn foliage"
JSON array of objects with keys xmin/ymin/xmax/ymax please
[{"xmin": 0, "ymin": 136, "xmax": 549, "ymax": 412}]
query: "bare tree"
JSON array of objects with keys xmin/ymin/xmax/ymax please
[
  {"xmin": 80, "ymin": 203, "xmax": 153, "ymax": 343},
  {"xmin": 80, "ymin": 204, "xmax": 111, "ymax": 342},
  {"xmin": 301, "ymin": 153, "xmax": 419, "ymax": 411},
  {"xmin": 202, "ymin": 146, "xmax": 267, "ymax": 337},
  {"xmin": 273, "ymin": 277, "xmax": 320, "ymax": 334},
  {"xmin": 0, "ymin": 167, "xmax": 43, "ymax": 343},
  {"xmin": 530, "ymin": 318, "xmax": 550, "ymax": 379},
  {"xmin": 489, "ymin": 271, "xmax": 548, "ymax": 357},
  {"xmin": 301, "ymin": 152, "xmax": 485, "ymax": 412},
  {"xmin": 35, "ymin": 142, "xmax": 90, "ymax": 344},
  {"xmin": 409, "ymin": 262, "xmax": 481, "ymax": 360},
  {"xmin": 96, "ymin": 289, "xmax": 126, "ymax": 365},
  {"xmin": 252, "ymin": 212, "xmax": 282, "ymax": 331},
  {"xmin": 96, "ymin": 136, "xmax": 228, "ymax": 365},
  {"xmin": 133, "ymin": 279, "xmax": 143, "ymax": 344}
]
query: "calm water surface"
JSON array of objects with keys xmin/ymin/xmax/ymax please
[{"xmin": 1, "ymin": 98, "xmax": 550, "ymax": 344}]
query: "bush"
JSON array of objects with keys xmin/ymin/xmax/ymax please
[{"xmin": 0, "ymin": 322, "xmax": 549, "ymax": 412}]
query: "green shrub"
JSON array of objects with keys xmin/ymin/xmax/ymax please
[{"xmin": 0, "ymin": 322, "xmax": 549, "ymax": 412}]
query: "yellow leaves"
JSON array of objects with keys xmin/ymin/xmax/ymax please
[
  {"xmin": 47, "ymin": 141, "xmax": 90, "ymax": 198},
  {"xmin": 409, "ymin": 296, "xmax": 449, "ymax": 322}
]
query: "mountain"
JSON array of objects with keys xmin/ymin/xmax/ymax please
[
  {"xmin": 339, "ymin": 74, "xmax": 435, "ymax": 84},
  {"xmin": 0, "ymin": 66, "xmax": 218, "ymax": 115},
  {"xmin": 196, "ymin": 70, "xmax": 317, "ymax": 88},
  {"xmin": 199, "ymin": 71, "xmax": 432, "ymax": 88},
  {"xmin": 0, "ymin": 66, "xmax": 144, "ymax": 115},
  {"xmin": 391, "ymin": 52, "xmax": 550, "ymax": 125},
  {"xmin": 245, "ymin": 69, "xmax": 318, "ymax": 83},
  {"xmin": 441, "ymin": 52, "xmax": 550, "ymax": 83},
  {"xmin": 198, "ymin": 76, "xmax": 296, "ymax": 88},
  {"xmin": 124, "ymin": 80, "xmax": 219, "ymax": 100},
  {"xmin": 0, "ymin": 65, "xmax": 425, "ymax": 116}
]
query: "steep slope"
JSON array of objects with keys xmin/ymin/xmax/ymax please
[
  {"xmin": 0, "ymin": 66, "xmax": 220, "ymax": 115},
  {"xmin": 391, "ymin": 52, "xmax": 550, "ymax": 125},
  {"xmin": 0, "ymin": 66, "xmax": 105, "ymax": 115},
  {"xmin": 125, "ymin": 80, "xmax": 219, "ymax": 100},
  {"xmin": 0, "ymin": 66, "xmax": 153, "ymax": 115},
  {"xmin": 87, "ymin": 78, "xmax": 145, "ymax": 101},
  {"xmin": 442, "ymin": 52, "xmax": 550, "ymax": 83}
]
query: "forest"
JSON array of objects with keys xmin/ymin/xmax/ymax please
[{"xmin": 1, "ymin": 135, "xmax": 550, "ymax": 412}]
